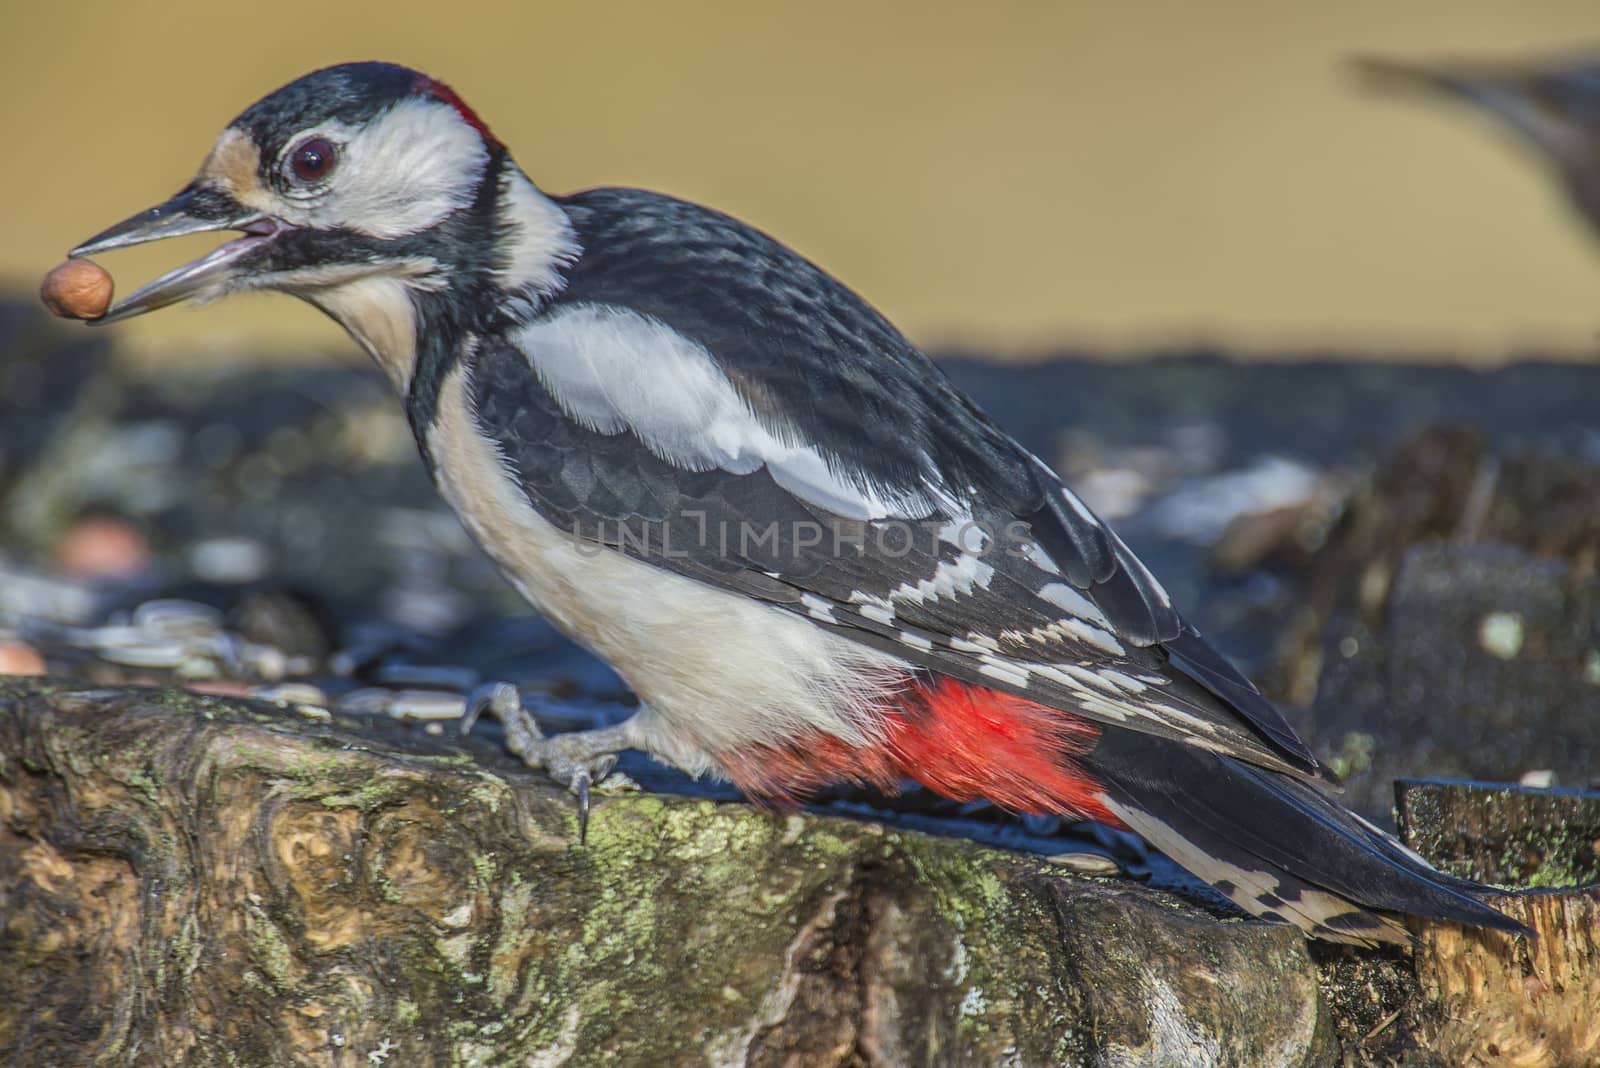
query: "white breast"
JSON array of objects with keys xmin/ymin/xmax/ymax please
[{"xmin": 425, "ymin": 357, "xmax": 909, "ymax": 775}]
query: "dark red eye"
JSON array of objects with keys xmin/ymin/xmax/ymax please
[{"xmin": 289, "ymin": 137, "xmax": 337, "ymax": 182}]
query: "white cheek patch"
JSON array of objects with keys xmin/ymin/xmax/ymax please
[
  {"xmin": 278, "ymin": 100, "xmax": 489, "ymax": 238},
  {"xmin": 514, "ymin": 304, "xmax": 942, "ymax": 521}
]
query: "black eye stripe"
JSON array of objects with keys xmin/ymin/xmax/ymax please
[{"xmin": 288, "ymin": 137, "xmax": 337, "ymax": 183}]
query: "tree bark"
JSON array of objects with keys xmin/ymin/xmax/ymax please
[
  {"xmin": 1397, "ymin": 778, "xmax": 1600, "ymax": 1066},
  {"xmin": 0, "ymin": 679, "xmax": 1340, "ymax": 1067}
]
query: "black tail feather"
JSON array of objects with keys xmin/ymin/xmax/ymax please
[{"xmin": 1086, "ymin": 727, "xmax": 1531, "ymax": 945}]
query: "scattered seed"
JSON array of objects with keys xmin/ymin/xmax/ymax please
[
  {"xmin": 383, "ymin": 689, "xmax": 468, "ymax": 720},
  {"xmin": 100, "ymin": 640, "xmax": 189, "ymax": 669},
  {"xmin": 133, "ymin": 599, "xmax": 225, "ymax": 639},
  {"xmin": 1043, "ymin": 852, "xmax": 1120, "ymax": 874},
  {"xmin": 252, "ymin": 682, "xmax": 331, "ymax": 708}
]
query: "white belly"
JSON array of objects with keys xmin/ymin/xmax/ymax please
[{"xmin": 425, "ymin": 359, "xmax": 908, "ymax": 773}]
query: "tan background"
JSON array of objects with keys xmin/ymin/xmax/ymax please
[{"xmin": 3, "ymin": 1, "xmax": 1598, "ymax": 362}]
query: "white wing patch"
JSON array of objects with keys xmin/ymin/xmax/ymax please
[
  {"xmin": 799, "ymin": 593, "xmax": 837, "ymax": 623},
  {"xmin": 1061, "ymin": 618, "xmax": 1126, "ymax": 657},
  {"xmin": 948, "ymin": 633, "xmax": 1000, "ymax": 654},
  {"xmin": 1052, "ymin": 663, "xmax": 1123, "ymax": 694},
  {"xmin": 857, "ymin": 601, "xmax": 896, "ymax": 626},
  {"xmin": 897, "ymin": 631, "xmax": 934, "ymax": 652},
  {"xmin": 886, "ymin": 552, "xmax": 995, "ymax": 607},
  {"xmin": 1093, "ymin": 669, "xmax": 1148, "ymax": 693},
  {"xmin": 998, "ymin": 615, "xmax": 1126, "ymax": 658},
  {"xmin": 514, "ymin": 304, "xmax": 946, "ymax": 520},
  {"xmin": 977, "ymin": 660, "xmax": 1031, "ymax": 687},
  {"xmin": 1038, "ymin": 582, "xmax": 1110, "ymax": 628}
]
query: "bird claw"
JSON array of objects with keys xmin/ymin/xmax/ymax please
[
  {"xmin": 461, "ymin": 680, "xmax": 527, "ymax": 736},
  {"xmin": 540, "ymin": 745, "xmax": 619, "ymax": 844},
  {"xmin": 460, "ymin": 680, "xmax": 620, "ymax": 842},
  {"xmin": 573, "ymin": 770, "xmax": 592, "ymax": 842},
  {"xmin": 462, "ymin": 680, "xmax": 548, "ymax": 764}
]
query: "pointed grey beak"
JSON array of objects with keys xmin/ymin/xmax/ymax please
[{"xmin": 70, "ymin": 187, "xmax": 288, "ymax": 325}]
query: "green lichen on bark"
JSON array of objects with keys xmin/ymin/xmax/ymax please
[{"xmin": 1396, "ymin": 778, "xmax": 1600, "ymax": 889}]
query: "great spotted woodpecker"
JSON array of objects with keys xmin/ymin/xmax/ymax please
[{"xmin": 69, "ymin": 62, "xmax": 1522, "ymax": 945}]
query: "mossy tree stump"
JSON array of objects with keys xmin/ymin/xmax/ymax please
[{"xmin": 0, "ymin": 680, "xmax": 1340, "ymax": 1066}]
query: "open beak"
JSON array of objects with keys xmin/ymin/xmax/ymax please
[{"xmin": 70, "ymin": 187, "xmax": 289, "ymax": 325}]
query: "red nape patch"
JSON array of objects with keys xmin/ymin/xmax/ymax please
[
  {"xmin": 719, "ymin": 676, "xmax": 1123, "ymax": 826},
  {"xmin": 413, "ymin": 73, "xmax": 501, "ymax": 148}
]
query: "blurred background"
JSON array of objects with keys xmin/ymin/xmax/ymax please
[
  {"xmin": 4, "ymin": 0, "xmax": 1600, "ymax": 362},
  {"xmin": 1, "ymin": 3, "xmax": 1597, "ymax": 867}
]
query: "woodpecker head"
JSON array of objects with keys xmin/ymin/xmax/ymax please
[{"xmin": 72, "ymin": 62, "xmax": 576, "ymax": 389}]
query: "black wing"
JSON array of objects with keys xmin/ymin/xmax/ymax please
[{"xmin": 468, "ymin": 187, "xmax": 1319, "ymax": 776}]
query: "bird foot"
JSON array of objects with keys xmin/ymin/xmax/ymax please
[{"xmin": 461, "ymin": 682, "xmax": 626, "ymax": 841}]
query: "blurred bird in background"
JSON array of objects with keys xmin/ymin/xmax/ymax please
[{"xmin": 1358, "ymin": 51, "xmax": 1600, "ymax": 242}]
